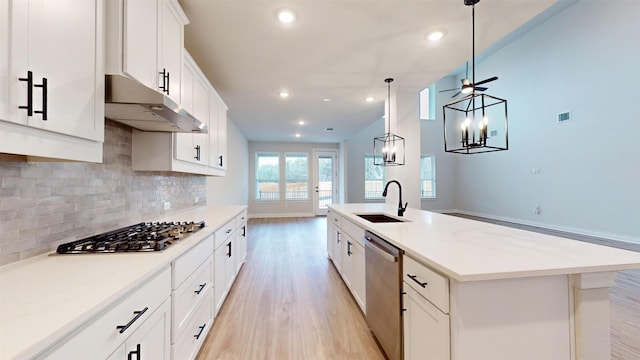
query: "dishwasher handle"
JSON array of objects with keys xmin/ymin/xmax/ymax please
[{"xmin": 365, "ymin": 236, "xmax": 398, "ymax": 263}]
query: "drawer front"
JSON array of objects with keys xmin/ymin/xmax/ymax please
[
  {"xmin": 41, "ymin": 267, "xmax": 171, "ymax": 359},
  {"xmin": 172, "ymin": 256, "xmax": 213, "ymax": 339},
  {"xmin": 214, "ymin": 219, "xmax": 235, "ymax": 249},
  {"xmin": 173, "ymin": 235, "xmax": 214, "ymax": 289},
  {"xmin": 341, "ymin": 217, "xmax": 364, "ymax": 246},
  {"xmin": 329, "ymin": 211, "xmax": 341, "ymax": 228},
  {"xmin": 404, "ymin": 256, "xmax": 450, "ymax": 313},
  {"xmin": 172, "ymin": 288, "xmax": 214, "ymax": 360},
  {"xmin": 235, "ymin": 209, "xmax": 247, "ymax": 229}
]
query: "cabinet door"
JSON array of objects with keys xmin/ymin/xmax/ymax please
[
  {"xmin": 403, "ymin": 285, "xmax": 450, "ymax": 360},
  {"xmin": 341, "ymin": 235, "xmax": 353, "ymax": 288},
  {"xmin": 9, "ymin": 0, "xmax": 102, "ymax": 141},
  {"xmin": 192, "ymin": 76, "xmax": 209, "ymax": 166},
  {"xmin": 351, "ymin": 241, "xmax": 366, "ymax": 311},
  {"xmin": 216, "ymin": 104, "xmax": 228, "ymax": 169},
  {"xmin": 214, "ymin": 245, "xmax": 227, "ymax": 315},
  {"xmin": 0, "ymin": 0, "xmax": 8, "ymax": 121},
  {"xmin": 125, "ymin": 300, "xmax": 171, "ymax": 360},
  {"xmin": 208, "ymin": 93, "xmax": 220, "ymax": 167},
  {"xmin": 158, "ymin": 0, "xmax": 182, "ymax": 104},
  {"xmin": 123, "ymin": 0, "xmax": 157, "ymax": 91}
]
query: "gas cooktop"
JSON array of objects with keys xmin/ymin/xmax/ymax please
[{"xmin": 56, "ymin": 221, "xmax": 206, "ymax": 254}]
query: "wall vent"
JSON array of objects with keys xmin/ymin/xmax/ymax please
[
  {"xmin": 558, "ymin": 111, "xmax": 571, "ymax": 122},
  {"xmin": 324, "ymin": 127, "xmax": 334, "ymax": 131}
]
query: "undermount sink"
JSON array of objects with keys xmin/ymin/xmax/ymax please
[{"xmin": 356, "ymin": 213, "xmax": 408, "ymax": 223}]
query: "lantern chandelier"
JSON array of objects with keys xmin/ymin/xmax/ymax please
[
  {"xmin": 443, "ymin": 0, "xmax": 509, "ymax": 154},
  {"xmin": 374, "ymin": 78, "xmax": 405, "ymax": 166}
]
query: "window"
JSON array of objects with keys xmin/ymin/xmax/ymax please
[
  {"xmin": 420, "ymin": 155, "xmax": 436, "ymax": 198},
  {"xmin": 285, "ymin": 153, "xmax": 309, "ymax": 200},
  {"xmin": 256, "ymin": 153, "xmax": 279, "ymax": 200},
  {"xmin": 364, "ymin": 154, "xmax": 385, "ymax": 199},
  {"xmin": 419, "ymin": 84, "xmax": 436, "ymax": 120}
]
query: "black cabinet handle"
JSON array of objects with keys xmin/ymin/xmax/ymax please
[
  {"xmin": 34, "ymin": 77, "xmax": 47, "ymax": 120},
  {"xmin": 226, "ymin": 241, "xmax": 232, "ymax": 258},
  {"xmin": 242, "ymin": 225, "xmax": 246, "ymax": 237},
  {"xmin": 159, "ymin": 68, "xmax": 169, "ymax": 95},
  {"xmin": 194, "ymin": 145, "xmax": 201, "ymax": 161},
  {"xmin": 128, "ymin": 344, "xmax": 141, "ymax": 360},
  {"xmin": 347, "ymin": 241, "xmax": 352, "ymax": 256},
  {"xmin": 194, "ymin": 324, "xmax": 206, "ymax": 340},
  {"xmin": 407, "ymin": 274, "xmax": 428, "ymax": 288},
  {"xmin": 218, "ymin": 155, "xmax": 223, "ymax": 167},
  {"xmin": 18, "ymin": 71, "xmax": 33, "ymax": 116},
  {"xmin": 225, "ymin": 228, "xmax": 232, "ymax": 234},
  {"xmin": 336, "ymin": 231, "xmax": 340, "ymax": 243},
  {"xmin": 195, "ymin": 283, "xmax": 207, "ymax": 295},
  {"xmin": 117, "ymin": 307, "xmax": 148, "ymax": 334}
]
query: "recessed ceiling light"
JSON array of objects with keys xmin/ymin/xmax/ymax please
[
  {"xmin": 276, "ymin": 9, "xmax": 296, "ymax": 24},
  {"xmin": 298, "ymin": 120, "xmax": 305, "ymax": 125},
  {"xmin": 323, "ymin": 98, "xmax": 331, "ymax": 102},
  {"xmin": 427, "ymin": 31, "xmax": 445, "ymax": 41},
  {"xmin": 365, "ymin": 97, "xmax": 374, "ymax": 102},
  {"xmin": 279, "ymin": 91, "xmax": 289, "ymax": 98},
  {"xmin": 295, "ymin": 133, "xmax": 301, "ymax": 138}
]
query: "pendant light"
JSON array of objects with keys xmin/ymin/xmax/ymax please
[
  {"xmin": 374, "ymin": 78, "xmax": 405, "ymax": 166},
  {"xmin": 443, "ymin": 0, "xmax": 508, "ymax": 154}
]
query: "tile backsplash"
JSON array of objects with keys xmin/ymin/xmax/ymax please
[{"xmin": 0, "ymin": 120, "xmax": 206, "ymax": 265}]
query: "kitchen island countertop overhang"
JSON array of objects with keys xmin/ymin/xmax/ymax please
[{"xmin": 328, "ymin": 203, "xmax": 640, "ymax": 282}]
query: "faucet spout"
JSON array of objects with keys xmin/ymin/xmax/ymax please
[{"xmin": 382, "ymin": 180, "xmax": 408, "ymax": 217}]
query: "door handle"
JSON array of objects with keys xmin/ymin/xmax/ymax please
[{"xmin": 34, "ymin": 77, "xmax": 47, "ymax": 120}]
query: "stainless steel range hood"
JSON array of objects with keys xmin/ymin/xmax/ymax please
[{"xmin": 105, "ymin": 75, "xmax": 208, "ymax": 133}]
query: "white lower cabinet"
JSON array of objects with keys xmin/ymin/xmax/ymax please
[
  {"xmin": 403, "ymin": 285, "xmax": 450, "ymax": 360},
  {"xmin": 40, "ymin": 267, "xmax": 171, "ymax": 359},
  {"xmin": 172, "ymin": 288, "xmax": 214, "ymax": 360}
]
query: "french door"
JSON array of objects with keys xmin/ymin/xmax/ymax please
[{"xmin": 313, "ymin": 150, "xmax": 338, "ymax": 216}]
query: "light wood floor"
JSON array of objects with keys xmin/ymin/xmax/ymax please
[
  {"xmin": 196, "ymin": 217, "xmax": 385, "ymax": 360},
  {"xmin": 197, "ymin": 216, "xmax": 640, "ymax": 360}
]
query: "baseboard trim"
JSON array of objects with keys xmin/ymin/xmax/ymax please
[
  {"xmin": 450, "ymin": 209, "xmax": 640, "ymax": 245},
  {"xmin": 248, "ymin": 212, "xmax": 316, "ymax": 219}
]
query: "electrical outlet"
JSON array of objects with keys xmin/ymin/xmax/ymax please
[
  {"xmin": 531, "ymin": 168, "xmax": 541, "ymax": 175},
  {"xmin": 532, "ymin": 204, "xmax": 541, "ymax": 215},
  {"xmin": 164, "ymin": 201, "xmax": 171, "ymax": 210}
]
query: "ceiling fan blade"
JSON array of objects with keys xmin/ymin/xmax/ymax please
[
  {"xmin": 474, "ymin": 86, "xmax": 488, "ymax": 91},
  {"xmin": 451, "ymin": 91, "xmax": 461, "ymax": 98},
  {"xmin": 439, "ymin": 88, "xmax": 459, "ymax": 93},
  {"xmin": 474, "ymin": 76, "xmax": 498, "ymax": 86}
]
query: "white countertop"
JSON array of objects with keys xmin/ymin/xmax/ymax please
[
  {"xmin": 329, "ymin": 203, "xmax": 640, "ymax": 282},
  {"xmin": 0, "ymin": 205, "xmax": 246, "ymax": 360}
]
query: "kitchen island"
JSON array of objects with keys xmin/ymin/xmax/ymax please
[{"xmin": 328, "ymin": 203, "xmax": 640, "ymax": 360}]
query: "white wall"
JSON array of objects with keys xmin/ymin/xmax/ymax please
[
  {"xmin": 248, "ymin": 141, "xmax": 339, "ymax": 217},
  {"xmin": 420, "ymin": 76, "xmax": 458, "ymax": 212},
  {"xmin": 207, "ymin": 120, "xmax": 249, "ymax": 205},
  {"xmin": 346, "ymin": 118, "xmax": 384, "ymax": 204},
  {"xmin": 446, "ymin": 1, "xmax": 640, "ymax": 242}
]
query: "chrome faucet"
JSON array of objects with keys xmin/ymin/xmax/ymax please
[{"xmin": 382, "ymin": 180, "xmax": 408, "ymax": 217}]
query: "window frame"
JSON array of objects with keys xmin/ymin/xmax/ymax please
[
  {"xmin": 420, "ymin": 154, "xmax": 436, "ymax": 199},
  {"xmin": 255, "ymin": 152, "xmax": 280, "ymax": 201},
  {"xmin": 364, "ymin": 154, "xmax": 385, "ymax": 200},
  {"xmin": 284, "ymin": 152, "xmax": 309, "ymax": 201}
]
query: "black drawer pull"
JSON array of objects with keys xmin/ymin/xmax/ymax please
[
  {"xmin": 225, "ymin": 228, "xmax": 232, "ymax": 234},
  {"xmin": 128, "ymin": 343, "xmax": 141, "ymax": 360},
  {"xmin": 18, "ymin": 71, "xmax": 33, "ymax": 116},
  {"xmin": 117, "ymin": 307, "xmax": 148, "ymax": 334},
  {"xmin": 226, "ymin": 241, "xmax": 232, "ymax": 258},
  {"xmin": 347, "ymin": 241, "xmax": 352, "ymax": 256},
  {"xmin": 194, "ymin": 324, "xmax": 206, "ymax": 340},
  {"xmin": 34, "ymin": 77, "xmax": 47, "ymax": 120},
  {"xmin": 195, "ymin": 283, "xmax": 207, "ymax": 295},
  {"xmin": 218, "ymin": 155, "xmax": 223, "ymax": 167},
  {"xmin": 242, "ymin": 225, "xmax": 246, "ymax": 237},
  {"xmin": 407, "ymin": 274, "xmax": 428, "ymax": 288},
  {"xmin": 194, "ymin": 145, "xmax": 201, "ymax": 160}
]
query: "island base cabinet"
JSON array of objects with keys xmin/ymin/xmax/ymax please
[
  {"xmin": 403, "ymin": 285, "xmax": 450, "ymax": 360},
  {"xmin": 123, "ymin": 299, "xmax": 171, "ymax": 360},
  {"xmin": 449, "ymin": 276, "xmax": 571, "ymax": 360}
]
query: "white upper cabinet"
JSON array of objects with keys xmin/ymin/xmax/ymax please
[
  {"xmin": 0, "ymin": 0, "xmax": 104, "ymax": 162},
  {"xmin": 107, "ymin": 0, "xmax": 187, "ymax": 104},
  {"xmin": 176, "ymin": 53, "xmax": 209, "ymax": 166}
]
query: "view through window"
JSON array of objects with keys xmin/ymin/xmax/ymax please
[
  {"xmin": 364, "ymin": 154, "xmax": 384, "ymax": 199},
  {"xmin": 285, "ymin": 153, "xmax": 309, "ymax": 200},
  {"xmin": 256, "ymin": 153, "xmax": 279, "ymax": 200},
  {"xmin": 420, "ymin": 155, "xmax": 436, "ymax": 198}
]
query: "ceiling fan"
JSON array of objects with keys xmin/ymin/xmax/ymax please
[{"xmin": 439, "ymin": 62, "xmax": 498, "ymax": 98}]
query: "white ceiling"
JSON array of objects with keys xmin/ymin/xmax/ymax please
[{"xmin": 179, "ymin": 0, "xmax": 558, "ymax": 143}]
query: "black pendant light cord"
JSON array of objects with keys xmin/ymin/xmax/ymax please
[{"xmin": 385, "ymin": 78, "xmax": 393, "ymax": 134}]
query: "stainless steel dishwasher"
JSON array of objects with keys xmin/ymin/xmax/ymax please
[{"xmin": 364, "ymin": 230, "xmax": 403, "ymax": 360}]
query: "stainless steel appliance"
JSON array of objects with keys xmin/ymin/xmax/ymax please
[
  {"xmin": 364, "ymin": 230, "xmax": 403, "ymax": 360},
  {"xmin": 56, "ymin": 221, "xmax": 205, "ymax": 254}
]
